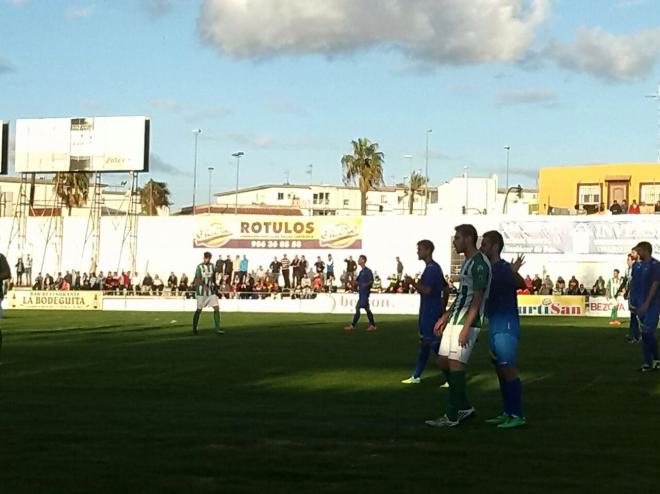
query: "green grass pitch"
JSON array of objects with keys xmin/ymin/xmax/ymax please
[{"xmin": 0, "ymin": 311, "xmax": 658, "ymax": 493}]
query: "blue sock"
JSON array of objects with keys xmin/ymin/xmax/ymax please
[
  {"xmin": 498, "ymin": 375, "xmax": 509, "ymax": 415},
  {"xmin": 413, "ymin": 340, "xmax": 431, "ymax": 378},
  {"xmin": 506, "ymin": 378, "xmax": 523, "ymax": 418}
]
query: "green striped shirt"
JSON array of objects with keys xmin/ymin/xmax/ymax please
[
  {"xmin": 448, "ymin": 251, "xmax": 491, "ymax": 328},
  {"xmin": 195, "ymin": 262, "xmax": 216, "ymax": 296}
]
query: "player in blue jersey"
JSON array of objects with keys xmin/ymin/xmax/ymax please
[
  {"xmin": 625, "ymin": 251, "xmax": 641, "ymax": 343},
  {"xmin": 480, "ymin": 230, "xmax": 527, "ymax": 428},
  {"xmin": 630, "ymin": 242, "xmax": 660, "ymax": 371},
  {"xmin": 401, "ymin": 240, "xmax": 449, "ymax": 384},
  {"xmin": 344, "ymin": 255, "xmax": 377, "ymax": 332}
]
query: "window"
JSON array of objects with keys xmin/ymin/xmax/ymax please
[
  {"xmin": 640, "ymin": 184, "xmax": 660, "ymax": 205},
  {"xmin": 277, "ymin": 192, "xmax": 284, "ymax": 201},
  {"xmin": 313, "ymin": 192, "xmax": 330, "ymax": 205},
  {"xmin": 343, "ymin": 199, "xmax": 349, "ymax": 207},
  {"xmin": 577, "ymin": 184, "xmax": 600, "ymax": 207}
]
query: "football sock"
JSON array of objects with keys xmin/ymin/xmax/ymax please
[
  {"xmin": 413, "ymin": 340, "xmax": 431, "ymax": 378},
  {"xmin": 366, "ymin": 309, "xmax": 375, "ymax": 326},
  {"xmin": 610, "ymin": 307, "xmax": 617, "ymax": 320},
  {"xmin": 192, "ymin": 310, "xmax": 201, "ymax": 331},
  {"xmin": 447, "ymin": 370, "xmax": 469, "ymax": 421},
  {"xmin": 506, "ymin": 378, "xmax": 523, "ymax": 418},
  {"xmin": 498, "ymin": 375, "xmax": 509, "ymax": 415},
  {"xmin": 213, "ymin": 310, "xmax": 220, "ymax": 330},
  {"xmin": 351, "ymin": 310, "xmax": 360, "ymax": 326},
  {"xmin": 442, "ymin": 368, "xmax": 450, "ymax": 385}
]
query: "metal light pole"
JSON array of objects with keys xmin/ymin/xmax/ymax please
[
  {"xmin": 402, "ymin": 176, "xmax": 408, "ymax": 214},
  {"xmin": 232, "ymin": 151, "xmax": 244, "ymax": 215},
  {"xmin": 504, "ymin": 145, "xmax": 511, "ymax": 190},
  {"xmin": 425, "ymin": 129, "xmax": 432, "ymax": 215},
  {"xmin": 404, "ymin": 155, "xmax": 413, "ymax": 214},
  {"xmin": 191, "ymin": 128, "xmax": 202, "ymax": 215},
  {"xmin": 208, "ymin": 166, "xmax": 214, "ymax": 213}
]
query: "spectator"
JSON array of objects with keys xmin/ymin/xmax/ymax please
[
  {"xmin": 567, "ymin": 275, "xmax": 579, "ymax": 294},
  {"xmin": 591, "ymin": 276, "xmax": 606, "ymax": 296},
  {"xmin": 326, "ymin": 254, "xmax": 334, "ymax": 279},
  {"xmin": 524, "ymin": 274, "xmax": 533, "ymax": 292},
  {"xmin": 82, "ymin": 273, "xmax": 90, "ymax": 290},
  {"xmin": 532, "ymin": 274, "xmax": 542, "ymax": 294},
  {"xmin": 344, "ymin": 256, "xmax": 357, "ymax": 282},
  {"xmin": 269, "ymin": 256, "xmax": 282, "ymax": 283},
  {"xmin": 577, "ymin": 284, "xmax": 588, "ymax": 296},
  {"xmin": 291, "ymin": 255, "xmax": 301, "ymax": 287},
  {"xmin": 33, "ymin": 272, "xmax": 44, "ymax": 290},
  {"xmin": 131, "ymin": 272, "xmax": 141, "ymax": 295},
  {"xmin": 373, "ymin": 274, "xmax": 382, "ymax": 293},
  {"xmin": 620, "ymin": 199, "xmax": 628, "ymax": 213},
  {"xmin": 396, "ymin": 256, "xmax": 404, "ymax": 280},
  {"xmin": 609, "ymin": 200, "xmax": 622, "ymax": 215},
  {"xmin": 314, "ymin": 256, "xmax": 325, "ymax": 276},
  {"xmin": 555, "ymin": 276, "xmax": 566, "ymax": 294},
  {"xmin": 25, "ymin": 254, "xmax": 32, "ymax": 287},
  {"xmin": 256, "ymin": 265, "xmax": 265, "ymax": 281},
  {"xmin": 153, "ymin": 275, "xmax": 164, "ymax": 295},
  {"xmin": 655, "ymin": 200, "xmax": 660, "ymax": 213},
  {"xmin": 238, "ymin": 255, "xmax": 249, "ymax": 283},
  {"xmin": 540, "ymin": 275, "xmax": 553, "ymax": 295},
  {"xmin": 167, "ymin": 272, "xmax": 178, "ymax": 292},
  {"xmin": 215, "ymin": 256, "xmax": 225, "ymax": 278},
  {"xmin": 142, "ymin": 273, "xmax": 154, "ymax": 294},
  {"xmin": 15, "ymin": 257, "xmax": 24, "ymax": 287},
  {"xmin": 312, "ymin": 273, "xmax": 323, "ymax": 293},
  {"xmin": 281, "ymin": 254, "xmax": 291, "ymax": 289},
  {"xmin": 179, "ymin": 273, "xmax": 189, "ymax": 295},
  {"xmin": 628, "ymin": 199, "xmax": 640, "ymax": 214},
  {"xmin": 325, "ymin": 274, "xmax": 337, "ymax": 293},
  {"xmin": 299, "ymin": 255, "xmax": 308, "ymax": 283},
  {"xmin": 224, "ymin": 255, "xmax": 234, "ymax": 283}
]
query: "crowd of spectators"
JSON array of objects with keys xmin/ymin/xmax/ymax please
[{"xmin": 518, "ymin": 273, "xmax": 623, "ymax": 298}]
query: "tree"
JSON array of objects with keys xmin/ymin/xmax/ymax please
[
  {"xmin": 408, "ymin": 171, "xmax": 428, "ymax": 215},
  {"xmin": 341, "ymin": 138, "xmax": 385, "ymax": 215},
  {"xmin": 53, "ymin": 172, "xmax": 90, "ymax": 216},
  {"xmin": 140, "ymin": 179, "xmax": 172, "ymax": 215}
]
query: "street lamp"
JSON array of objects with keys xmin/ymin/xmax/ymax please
[
  {"xmin": 425, "ymin": 129, "xmax": 432, "ymax": 215},
  {"xmin": 503, "ymin": 185, "xmax": 523, "ymax": 214},
  {"xmin": 232, "ymin": 151, "xmax": 244, "ymax": 215},
  {"xmin": 208, "ymin": 166, "xmax": 214, "ymax": 213},
  {"xmin": 192, "ymin": 128, "xmax": 202, "ymax": 215},
  {"xmin": 504, "ymin": 145, "xmax": 511, "ymax": 190}
]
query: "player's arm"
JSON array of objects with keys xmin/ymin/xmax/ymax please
[
  {"xmin": 405, "ymin": 275, "xmax": 431, "ymax": 294},
  {"xmin": 639, "ymin": 265, "xmax": 660, "ymax": 313},
  {"xmin": 510, "ymin": 254, "xmax": 526, "ymax": 290},
  {"xmin": 459, "ymin": 288, "xmax": 484, "ymax": 346}
]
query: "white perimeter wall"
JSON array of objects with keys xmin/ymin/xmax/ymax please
[{"xmin": 2, "ymin": 214, "xmax": 658, "ymax": 283}]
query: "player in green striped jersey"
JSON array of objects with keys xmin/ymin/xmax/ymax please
[
  {"xmin": 426, "ymin": 224, "xmax": 491, "ymax": 428},
  {"xmin": 192, "ymin": 251, "xmax": 222, "ymax": 335}
]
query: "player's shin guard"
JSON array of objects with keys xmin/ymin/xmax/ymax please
[{"xmin": 213, "ymin": 309, "xmax": 220, "ymax": 331}]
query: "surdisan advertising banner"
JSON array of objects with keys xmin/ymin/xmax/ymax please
[
  {"xmin": 193, "ymin": 216, "xmax": 362, "ymax": 250},
  {"xmin": 517, "ymin": 295, "xmax": 585, "ymax": 316}
]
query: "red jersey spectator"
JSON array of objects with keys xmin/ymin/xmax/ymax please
[{"xmin": 628, "ymin": 199, "xmax": 640, "ymax": 214}]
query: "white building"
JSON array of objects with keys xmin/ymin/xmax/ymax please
[
  {"xmin": 209, "ymin": 183, "xmax": 439, "ymax": 216},
  {"xmin": 204, "ymin": 175, "xmax": 537, "ymax": 217}
]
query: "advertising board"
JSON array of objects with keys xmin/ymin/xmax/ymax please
[
  {"xmin": 8, "ymin": 290, "xmax": 103, "ymax": 310},
  {"xmin": 15, "ymin": 116, "xmax": 150, "ymax": 173}
]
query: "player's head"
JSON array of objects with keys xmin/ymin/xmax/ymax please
[
  {"xmin": 416, "ymin": 239, "xmax": 434, "ymax": 260},
  {"xmin": 613, "ymin": 269, "xmax": 619, "ymax": 277},
  {"xmin": 633, "ymin": 241, "xmax": 652, "ymax": 260},
  {"xmin": 480, "ymin": 230, "xmax": 504, "ymax": 261},
  {"xmin": 203, "ymin": 251, "xmax": 212, "ymax": 262},
  {"xmin": 358, "ymin": 255, "xmax": 367, "ymax": 266},
  {"xmin": 453, "ymin": 224, "xmax": 478, "ymax": 254}
]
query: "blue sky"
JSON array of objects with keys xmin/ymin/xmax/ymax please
[{"xmin": 1, "ymin": 0, "xmax": 660, "ymax": 208}]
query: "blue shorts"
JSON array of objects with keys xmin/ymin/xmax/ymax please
[
  {"xmin": 356, "ymin": 299, "xmax": 370, "ymax": 310},
  {"xmin": 489, "ymin": 331, "xmax": 519, "ymax": 367}
]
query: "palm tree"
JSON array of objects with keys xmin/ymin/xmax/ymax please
[
  {"xmin": 408, "ymin": 171, "xmax": 428, "ymax": 215},
  {"xmin": 341, "ymin": 138, "xmax": 385, "ymax": 215},
  {"xmin": 140, "ymin": 179, "xmax": 172, "ymax": 215},
  {"xmin": 53, "ymin": 172, "xmax": 90, "ymax": 216}
]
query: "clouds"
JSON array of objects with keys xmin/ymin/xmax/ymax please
[
  {"xmin": 197, "ymin": 0, "xmax": 550, "ymax": 64},
  {"xmin": 149, "ymin": 153, "xmax": 186, "ymax": 176},
  {"xmin": 195, "ymin": 0, "xmax": 660, "ymax": 83},
  {"xmin": 550, "ymin": 27, "xmax": 660, "ymax": 82},
  {"xmin": 496, "ymin": 88, "xmax": 558, "ymax": 106},
  {"xmin": 144, "ymin": 0, "xmax": 174, "ymax": 17},
  {"xmin": 66, "ymin": 5, "xmax": 93, "ymax": 19},
  {"xmin": 0, "ymin": 58, "xmax": 14, "ymax": 75}
]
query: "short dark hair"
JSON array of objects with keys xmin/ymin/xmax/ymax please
[
  {"xmin": 359, "ymin": 255, "xmax": 367, "ymax": 263},
  {"xmin": 454, "ymin": 224, "xmax": 478, "ymax": 246},
  {"xmin": 203, "ymin": 251, "xmax": 212, "ymax": 258},
  {"xmin": 417, "ymin": 239, "xmax": 435, "ymax": 253},
  {"xmin": 614, "ymin": 269, "xmax": 620, "ymax": 274},
  {"xmin": 634, "ymin": 241, "xmax": 653, "ymax": 254},
  {"xmin": 482, "ymin": 230, "xmax": 504, "ymax": 253}
]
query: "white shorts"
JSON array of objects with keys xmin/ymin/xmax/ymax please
[
  {"xmin": 438, "ymin": 324, "xmax": 480, "ymax": 364},
  {"xmin": 196, "ymin": 294, "xmax": 219, "ymax": 310}
]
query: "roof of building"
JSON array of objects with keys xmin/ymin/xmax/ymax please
[
  {"xmin": 213, "ymin": 182, "xmax": 438, "ymax": 197},
  {"xmin": 174, "ymin": 204, "xmax": 303, "ymax": 216}
]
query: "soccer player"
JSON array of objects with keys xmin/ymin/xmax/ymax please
[
  {"xmin": 630, "ymin": 242, "xmax": 660, "ymax": 371},
  {"xmin": 606, "ymin": 269, "xmax": 624, "ymax": 325},
  {"xmin": 192, "ymin": 251, "xmax": 223, "ymax": 336},
  {"xmin": 480, "ymin": 230, "xmax": 527, "ymax": 429},
  {"xmin": 426, "ymin": 224, "xmax": 491, "ymax": 428},
  {"xmin": 343, "ymin": 255, "xmax": 376, "ymax": 332},
  {"xmin": 625, "ymin": 251, "xmax": 641, "ymax": 343},
  {"xmin": 401, "ymin": 240, "xmax": 449, "ymax": 384}
]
